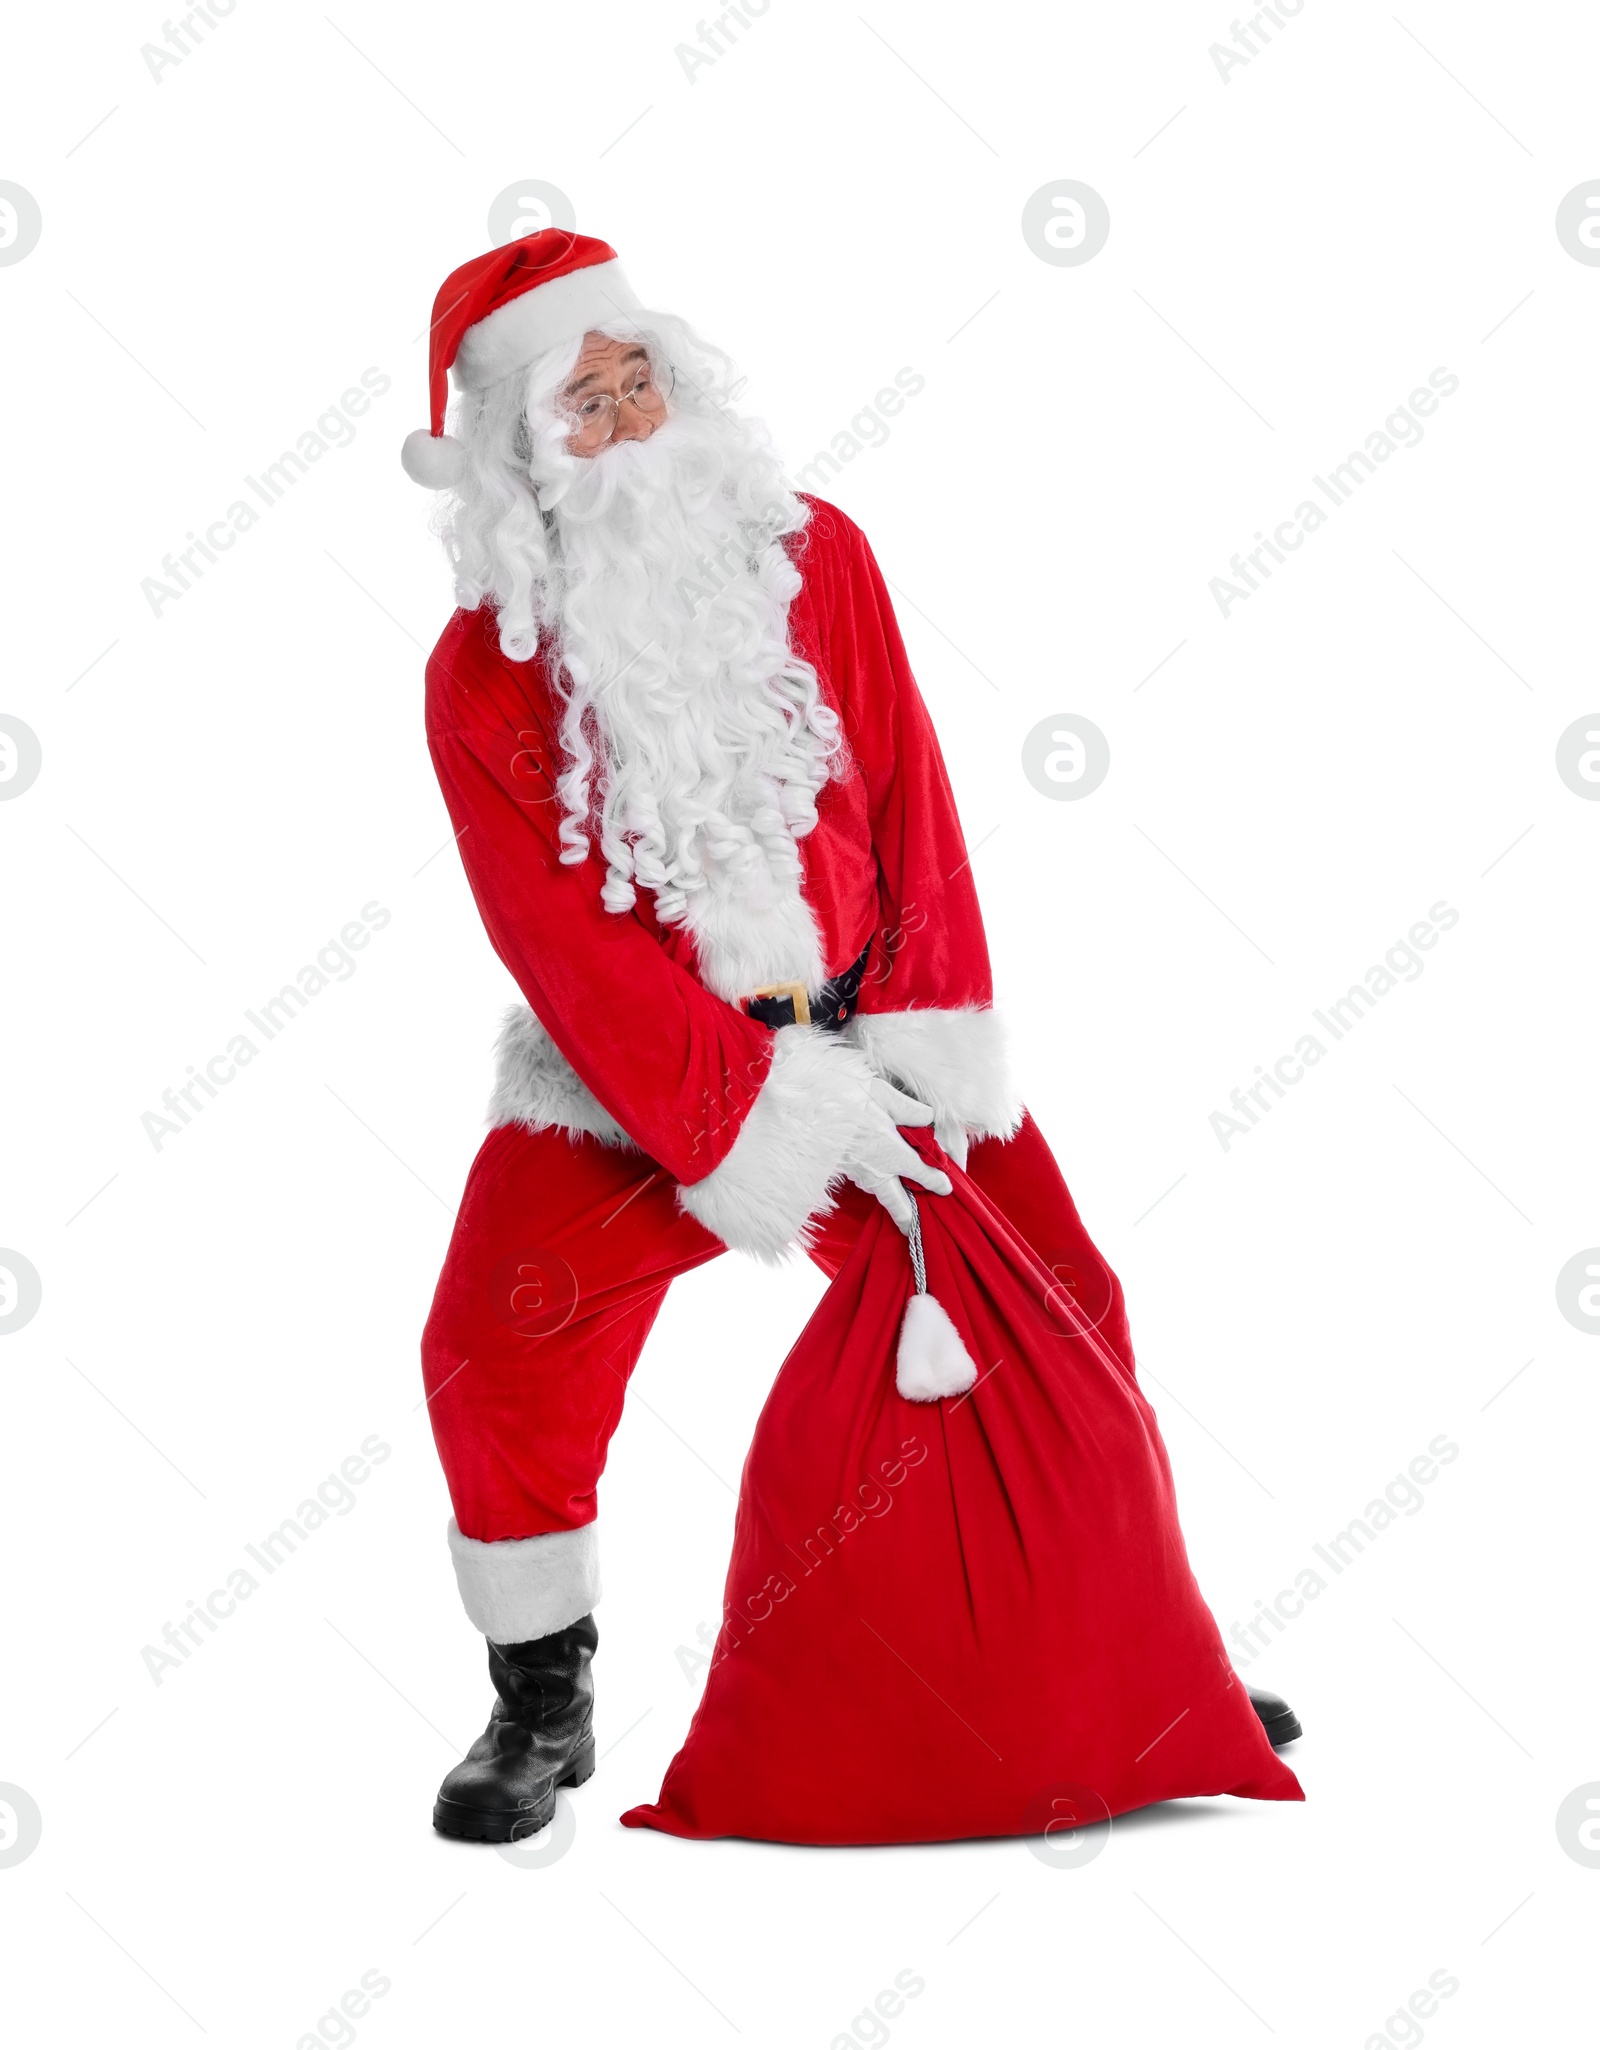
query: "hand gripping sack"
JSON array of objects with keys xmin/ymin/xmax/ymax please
[{"xmin": 623, "ymin": 1131, "xmax": 1303, "ymax": 1844}]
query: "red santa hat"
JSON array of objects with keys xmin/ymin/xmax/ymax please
[{"xmin": 400, "ymin": 230, "xmax": 641, "ymax": 489}]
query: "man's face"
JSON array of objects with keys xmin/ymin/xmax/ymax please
[{"xmin": 560, "ymin": 333, "xmax": 670, "ymax": 457}]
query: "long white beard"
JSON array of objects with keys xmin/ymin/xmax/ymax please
[{"xmin": 538, "ymin": 413, "xmax": 838, "ymax": 999}]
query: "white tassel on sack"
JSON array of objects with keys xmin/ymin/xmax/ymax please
[{"xmin": 895, "ymin": 1193, "xmax": 980, "ymax": 1402}]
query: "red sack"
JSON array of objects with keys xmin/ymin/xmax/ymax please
[{"xmin": 622, "ymin": 1130, "xmax": 1303, "ymax": 1844}]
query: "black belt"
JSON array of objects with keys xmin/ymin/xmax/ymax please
[{"xmin": 739, "ymin": 943, "xmax": 870, "ymax": 1033}]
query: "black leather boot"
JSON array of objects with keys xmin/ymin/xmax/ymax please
[
  {"xmin": 1247, "ymin": 1683, "xmax": 1302, "ymax": 1748},
  {"xmin": 433, "ymin": 1615, "xmax": 598, "ymax": 1842}
]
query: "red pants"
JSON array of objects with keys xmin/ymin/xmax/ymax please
[{"xmin": 421, "ymin": 1112, "xmax": 1129, "ymax": 1545}]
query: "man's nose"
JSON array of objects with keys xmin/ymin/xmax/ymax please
[{"xmin": 610, "ymin": 397, "xmax": 656, "ymax": 444}]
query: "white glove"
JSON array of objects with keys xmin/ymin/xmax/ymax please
[
  {"xmin": 933, "ymin": 1110, "xmax": 969, "ymax": 1171},
  {"xmin": 841, "ymin": 1079, "xmax": 953, "ymax": 1234}
]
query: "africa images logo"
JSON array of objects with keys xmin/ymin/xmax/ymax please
[
  {"xmin": 1209, "ymin": 369, "xmax": 1460, "ymax": 618},
  {"xmin": 1210, "ymin": 900, "xmax": 1459, "ymax": 1151}
]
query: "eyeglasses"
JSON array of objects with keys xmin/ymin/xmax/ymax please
[{"xmin": 562, "ymin": 363, "xmax": 675, "ymax": 450}]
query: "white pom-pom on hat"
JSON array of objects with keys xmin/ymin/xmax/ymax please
[{"xmin": 401, "ymin": 429, "xmax": 468, "ymax": 490}]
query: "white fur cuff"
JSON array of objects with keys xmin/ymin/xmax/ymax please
[
  {"xmin": 846, "ymin": 1007, "xmax": 1022, "ymax": 1142},
  {"xmin": 675, "ymin": 1026, "xmax": 880, "ymax": 1263},
  {"xmin": 447, "ymin": 1518, "xmax": 601, "ymax": 1642}
]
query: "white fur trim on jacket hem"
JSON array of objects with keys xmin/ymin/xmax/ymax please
[
  {"xmin": 447, "ymin": 1518, "xmax": 601, "ymax": 1641},
  {"xmin": 675, "ymin": 1026, "xmax": 882, "ymax": 1263},
  {"xmin": 453, "ymin": 261, "xmax": 641, "ymax": 392},
  {"xmin": 845, "ymin": 1007, "xmax": 1023, "ymax": 1143},
  {"xmin": 487, "ymin": 1005, "xmax": 640, "ymax": 1150}
]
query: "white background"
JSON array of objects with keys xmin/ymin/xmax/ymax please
[{"xmin": 3, "ymin": 0, "xmax": 1597, "ymax": 2043}]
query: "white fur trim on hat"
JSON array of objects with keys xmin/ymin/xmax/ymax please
[
  {"xmin": 447, "ymin": 1518, "xmax": 600, "ymax": 1641},
  {"xmin": 401, "ymin": 428, "xmax": 468, "ymax": 489},
  {"xmin": 453, "ymin": 258, "xmax": 642, "ymax": 391}
]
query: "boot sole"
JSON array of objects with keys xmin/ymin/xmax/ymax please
[
  {"xmin": 1257, "ymin": 1706, "xmax": 1303, "ymax": 1749},
  {"xmin": 432, "ymin": 1738, "xmax": 596, "ymax": 1843}
]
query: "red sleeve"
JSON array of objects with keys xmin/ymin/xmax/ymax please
[
  {"xmin": 797, "ymin": 506, "xmax": 1020, "ymax": 1142},
  {"xmin": 806, "ymin": 510, "xmax": 994, "ymax": 1013},
  {"xmin": 426, "ymin": 618, "xmax": 775, "ymax": 1185}
]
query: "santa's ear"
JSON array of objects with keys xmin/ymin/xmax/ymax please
[{"xmin": 401, "ymin": 429, "xmax": 468, "ymax": 489}]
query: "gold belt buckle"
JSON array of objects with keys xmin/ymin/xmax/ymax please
[{"xmin": 745, "ymin": 980, "xmax": 810, "ymax": 1026}]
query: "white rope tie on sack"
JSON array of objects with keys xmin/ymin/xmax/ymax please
[
  {"xmin": 894, "ymin": 1188, "xmax": 980, "ymax": 1403},
  {"xmin": 906, "ymin": 1193, "xmax": 928, "ymax": 1297}
]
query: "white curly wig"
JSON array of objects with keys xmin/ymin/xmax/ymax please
[{"xmin": 433, "ymin": 312, "xmax": 842, "ymax": 938}]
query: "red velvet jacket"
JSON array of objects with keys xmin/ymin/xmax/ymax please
[{"xmin": 426, "ymin": 496, "xmax": 1019, "ymax": 1256}]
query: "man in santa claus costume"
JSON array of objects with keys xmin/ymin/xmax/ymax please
[{"xmin": 403, "ymin": 230, "xmax": 1299, "ymax": 1843}]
